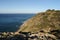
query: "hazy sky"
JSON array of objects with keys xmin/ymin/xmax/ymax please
[{"xmin": 0, "ymin": 0, "xmax": 60, "ymax": 13}]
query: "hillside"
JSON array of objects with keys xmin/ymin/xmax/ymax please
[{"xmin": 17, "ymin": 9, "xmax": 60, "ymax": 33}]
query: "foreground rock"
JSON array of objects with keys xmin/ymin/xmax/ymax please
[{"xmin": 0, "ymin": 31, "xmax": 58, "ymax": 40}]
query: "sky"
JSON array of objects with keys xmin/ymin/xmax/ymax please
[{"xmin": 0, "ymin": 0, "xmax": 60, "ymax": 13}]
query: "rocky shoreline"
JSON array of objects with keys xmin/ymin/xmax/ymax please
[{"xmin": 0, "ymin": 30, "xmax": 60, "ymax": 40}]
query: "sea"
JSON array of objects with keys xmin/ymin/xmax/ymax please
[{"xmin": 0, "ymin": 13, "xmax": 35, "ymax": 32}]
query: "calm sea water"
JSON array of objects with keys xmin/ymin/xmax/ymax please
[{"xmin": 0, "ymin": 14, "xmax": 35, "ymax": 32}]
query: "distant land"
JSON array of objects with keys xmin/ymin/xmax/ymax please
[{"xmin": 0, "ymin": 13, "xmax": 35, "ymax": 14}]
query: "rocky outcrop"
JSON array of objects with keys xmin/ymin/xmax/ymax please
[{"xmin": 17, "ymin": 9, "xmax": 60, "ymax": 33}]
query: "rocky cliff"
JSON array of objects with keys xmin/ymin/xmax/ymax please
[{"xmin": 17, "ymin": 9, "xmax": 60, "ymax": 33}]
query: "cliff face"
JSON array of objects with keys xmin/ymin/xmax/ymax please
[{"xmin": 17, "ymin": 9, "xmax": 60, "ymax": 33}]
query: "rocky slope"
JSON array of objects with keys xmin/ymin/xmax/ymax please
[{"xmin": 17, "ymin": 9, "xmax": 60, "ymax": 33}]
